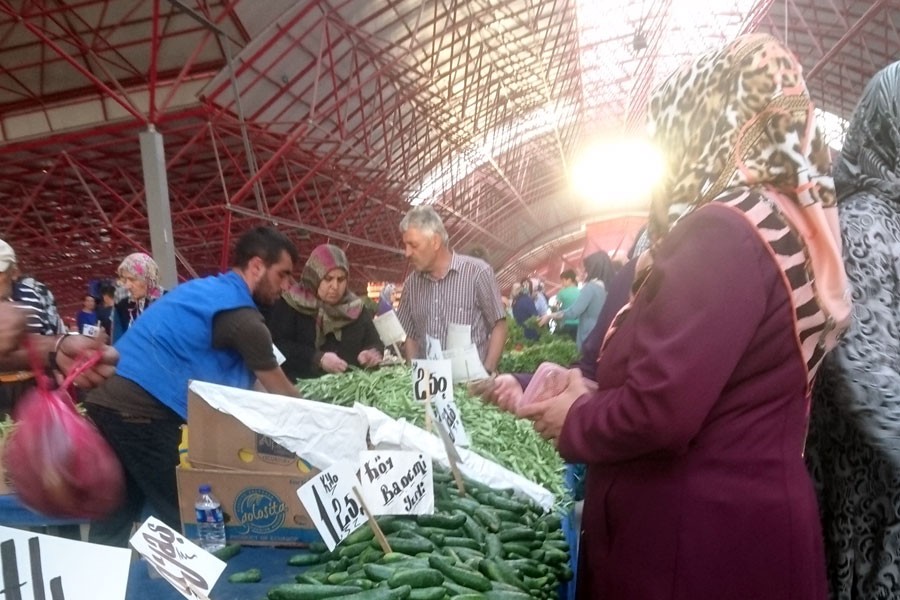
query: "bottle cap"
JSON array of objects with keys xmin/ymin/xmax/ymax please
[{"xmin": 199, "ymin": 484, "xmax": 211, "ymax": 494}]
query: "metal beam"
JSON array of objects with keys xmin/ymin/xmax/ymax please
[{"xmin": 806, "ymin": 0, "xmax": 889, "ymax": 82}]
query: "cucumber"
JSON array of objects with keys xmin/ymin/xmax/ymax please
[
  {"xmin": 408, "ymin": 586, "xmax": 447, "ymax": 600},
  {"xmin": 296, "ymin": 570, "xmax": 329, "ymax": 583},
  {"xmin": 497, "ymin": 528, "xmax": 535, "ymax": 544},
  {"xmin": 415, "ymin": 513, "xmax": 467, "ymax": 530},
  {"xmin": 382, "ymin": 536, "xmax": 434, "ymax": 555},
  {"xmin": 449, "ymin": 594, "xmax": 487, "ymax": 600},
  {"xmin": 472, "ymin": 507, "xmax": 501, "ymax": 533},
  {"xmin": 364, "ymin": 563, "xmax": 397, "ymax": 582},
  {"xmin": 427, "ymin": 555, "xmax": 492, "ymax": 592},
  {"xmin": 484, "ymin": 534, "xmax": 503, "ymax": 559},
  {"xmin": 476, "ymin": 492, "xmax": 528, "ymax": 515},
  {"xmin": 441, "ymin": 581, "xmax": 479, "ymax": 596},
  {"xmin": 326, "ymin": 571, "xmax": 351, "ymax": 585},
  {"xmin": 332, "ymin": 586, "xmax": 412, "ymax": 600},
  {"xmin": 441, "ymin": 537, "xmax": 480, "ymax": 551},
  {"xmin": 445, "ymin": 546, "xmax": 485, "ymax": 562},
  {"xmin": 477, "ymin": 559, "xmax": 527, "ymax": 592},
  {"xmin": 542, "ymin": 548, "xmax": 569, "ymax": 565},
  {"xmin": 227, "ymin": 567, "xmax": 261, "ymax": 583},
  {"xmin": 340, "ymin": 540, "xmax": 373, "ymax": 559},
  {"xmin": 308, "ymin": 541, "xmax": 329, "ymax": 553},
  {"xmin": 344, "ymin": 579, "xmax": 376, "ymax": 590},
  {"xmin": 287, "ymin": 552, "xmax": 322, "ymax": 567},
  {"xmin": 483, "ymin": 591, "xmax": 532, "ymax": 600},
  {"xmin": 210, "ymin": 543, "xmax": 241, "ymax": 561},
  {"xmin": 460, "ymin": 515, "xmax": 486, "ymax": 545},
  {"xmin": 501, "ymin": 543, "xmax": 531, "ymax": 559},
  {"xmin": 387, "ymin": 567, "xmax": 444, "ymax": 589},
  {"xmin": 345, "ymin": 525, "xmax": 377, "ymax": 545},
  {"xmin": 381, "ymin": 552, "xmax": 417, "ymax": 564},
  {"xmin": 266, "ymin": 583, "xmax": 364, "ymax": 599}
]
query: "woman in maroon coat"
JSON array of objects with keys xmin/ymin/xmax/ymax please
[{"xmin": 518, "ymin": 34, "xmax": 852, "ymax": 599}]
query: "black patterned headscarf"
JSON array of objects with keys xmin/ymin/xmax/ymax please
[{"xmin": 833, "ymin": 61, "xmax": 900, "ymax": 202}]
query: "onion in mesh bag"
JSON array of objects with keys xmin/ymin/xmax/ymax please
[{"xmin": 3, "ymin": 384, "xmax": 124, "ymax": 519}]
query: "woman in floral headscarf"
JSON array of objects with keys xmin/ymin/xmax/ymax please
[
  {"xmin": 264, "ymin": 244, "xmax": 383, "ymax": 380},
  {"xmin": 112, "ymin": 252, "xmax": 163, "ymax": 343},
  {"xmin": 806, "ymin": 61, "xmax": 900, "ymax": 600},
  {"xmin": 514, "ymin": 34, "xmax": 850, "ymax": 599}
]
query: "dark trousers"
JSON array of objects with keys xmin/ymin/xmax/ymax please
[{"xmin": 84, "ymin": 403, "xmax": 184, "ymax": 547}]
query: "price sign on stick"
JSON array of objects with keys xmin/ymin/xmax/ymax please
[
  {"xmin": 130, "ymin": 516, "xmax": 225, "ymax": 600},
  {"xmin": 358, "ymin": 450, "xmax": 434, "ymax": 515},
  {"xmin": 434, "ymin": 418, "xmax": 467, "ymax": 497},
  {"xmin": 412, "ymin": 359, "xmax": 469, "ymax": 446},
  {"xmin": 297, "ymin": 463, "xmax": 368, "ymax": 552}
]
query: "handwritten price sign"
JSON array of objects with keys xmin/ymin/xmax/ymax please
[
  {"xmin": 359, "ymin": 451, "xmax": 434, "ymax": 516},
  {"xmin": 412, "ymin": 359, "xmax": 469, "ymax": 447},
  {"xmin": 130, "ymin": 516, "xmax": 225, "ymax": 600},
  {"xmin": 296, "ymin": 463, "xmax": 368, "ymax": 552}
]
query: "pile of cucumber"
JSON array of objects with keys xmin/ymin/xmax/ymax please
[{"xmin": 266, "ymin": 470, "xmax": 572, "ymax": 600}]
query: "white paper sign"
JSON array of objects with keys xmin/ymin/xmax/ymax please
[
  {"xmin": 0, "ymin": 525, "xmax": 130, "ymax": 600},
  {"xmin": 272, "ymin": 343, "xmax": 287, "ymax": 365},
  {"xmin": 425, "ymin": 335, "xmax": 443, "ymax": 360},
  {"xmin": 358, "ymin": 450, "xmax": 434, "ymax": 515},
  {"xmin": 130, "ymin": 516, "xmax": 225, "ymax": 600},
  {"xmin": 412, "ymin": 359, "xmax": 469, "ymax": 447},
  {"xmin": 373, "ymin": 310, "xmax": 407, "ymax": 346},
  {"xmin": 297, "ymin": 463, "xmax": 368, "ymax": 552},
  {"xmin": 443, "ymin": 345, "xmax": 489, "ymax": 383},
  {"xmin": 446, "ymin": 323, "xmax": 472, "ymax": 349}
]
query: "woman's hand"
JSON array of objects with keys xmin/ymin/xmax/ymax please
[
  {"xmin": 357, "ymin": 348, "xmax": 382, "ymax": 368},
  {"xmin": 482, "ymin": 374, "xmax": 524, "ymax": 413},
  {"xmin": 518, "ymin": 368, "xmax": 588, "ymax": 442},
  {"xmin": 320, "ymin": 352, "xmax": 348, "ymax": 374}
]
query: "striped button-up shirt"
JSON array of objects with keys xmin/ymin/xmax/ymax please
[{"xmin": 397, "ymin": 252, "xmax": 505, "ymax": 362}]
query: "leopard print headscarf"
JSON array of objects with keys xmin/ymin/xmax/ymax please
[{"xmin": 604, "ymin": 34, "xmax": 851, "ymax": 380}]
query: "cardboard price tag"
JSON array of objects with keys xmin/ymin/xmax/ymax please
[
  {"xmin": 359, "ymin": 450, "xmax": 434, "ymax": 515},
  {"xmin": 130, "ymin": 516, "xmax": 225, "ymax": 600},
  {"xmin": 296, "ymin": 463, "xmax": 368, "ymax": 551},
  {"xmin": 432, "ymin": 393, "xmax": 469, "ymax": 447}
]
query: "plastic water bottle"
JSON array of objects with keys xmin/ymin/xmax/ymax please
[{"xmin": 194, "ymin": 484, "xmax": 226, "ymax": 552}]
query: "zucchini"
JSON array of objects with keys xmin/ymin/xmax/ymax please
[
  {"xmin": 227, "ymin": 568, "xmax": 261, "ymax": 583},
  {"xmin": 388, "ymin": 567, "xmax": 444, "ymax": 589},
  {"xmin": 266, "ymin": 583, "xmax": 364, "ymax": 599},
  {"xmin": 210, "ymin": 543, "xmax": 241, "ymax": 561}
]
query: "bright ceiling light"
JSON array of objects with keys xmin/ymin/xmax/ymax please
[{"xmin": 571, "ymin": 138, "xmax": 664, "ymax": 209}]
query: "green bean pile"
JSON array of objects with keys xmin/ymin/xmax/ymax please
[{"xmin": 297, "ymin": 367, "xmax": 567, "ymax": 500}]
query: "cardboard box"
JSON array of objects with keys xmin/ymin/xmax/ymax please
[
  {"xmin": 186, "ymin": 390, "xmax": 313, "ymax": 475},
  {"xmin": 177, "ymin": 466, "xmax": 321, "ymax": 547}
]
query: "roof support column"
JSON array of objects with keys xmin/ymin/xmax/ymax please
[{"xmin": 140, "ymin": 126, "xmax": 178, "ymax": 289}]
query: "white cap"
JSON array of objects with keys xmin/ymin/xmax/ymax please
[{"xmin": 0, "ymin": 240, "xmax": 15, "ymax": 273}]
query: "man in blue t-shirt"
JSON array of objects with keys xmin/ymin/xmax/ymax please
[{"xmin": 85, "ymin": 226, "xmax": 302, "ymax": 547}]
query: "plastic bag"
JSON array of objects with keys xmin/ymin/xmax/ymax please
[
  {"xmin": 3, "ymin": 348, "xmax": 124, "ymax": 519},
  {"xmin": 516, "ymin": 362, "xmax": 569, "ymax": 414}
]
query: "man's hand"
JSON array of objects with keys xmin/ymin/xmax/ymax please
[
  {"xmin": 55, "ymin": 334, "xmax": 118, "ymax": 388},
  {"xmin": 320, "ymin": 352, "xmax": 348, "ymax": 374},
  {"xmin": 0, "ymin": 303, "xmax": 26, "ymax": 357},
  {"xmin": 357, "ymin": 348, "xmax": 382, "ymax": 368}
]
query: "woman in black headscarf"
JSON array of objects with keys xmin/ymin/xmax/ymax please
[{"xmin": 806, "ymin": 61, "xmax": 900, "ymax": 600}]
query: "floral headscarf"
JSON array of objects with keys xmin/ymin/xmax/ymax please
[
  {"xmin": 604, "ymin": 34, "xmax": 850, "ymax": 382},
  {"xmin": 283, "ymin": 244, "xmax": 363, "ymax": 348},
  {"xmin": 833, "ymin": 61, "xmax": 900, "ymax": 202},
  {"xmin": 117, "ymin": 252, "xmax": 163, "ymax": 300}
]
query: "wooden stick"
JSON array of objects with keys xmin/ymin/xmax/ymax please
[
  {"xmin": 434, "ymin": 419, "xmax": 466, "ymax": 497},
  {"xmin": 353, "ymin": 486, "xmax": 392, "ymax": 554},
  {"xmin": 423, "ymin": 368, "xmax": 433, "ymax": 433}
]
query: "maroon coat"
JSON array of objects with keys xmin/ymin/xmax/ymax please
[{"xmin": 558, "ymin": 205, "xmax": 827, "ymax": 600}]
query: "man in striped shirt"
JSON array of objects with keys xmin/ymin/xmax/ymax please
[{"xmin": 396, "ymin": 206, "xmax": 507, "ymax": 373}]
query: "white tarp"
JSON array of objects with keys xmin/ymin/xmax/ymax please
[{"xmin": 188, "ymin": 381, "xmax": 555, "ymax": 510}]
